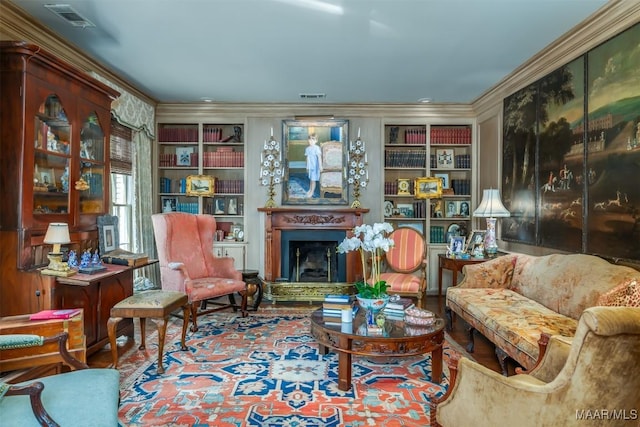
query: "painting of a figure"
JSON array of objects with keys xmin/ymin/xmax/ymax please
[
  {"xmin": 282, "ymin": 119, "xmax": 349, "ymax": 205},
  {"xmin": 585, "ymin": 23, "xmax": 640, "ymax": 261}
]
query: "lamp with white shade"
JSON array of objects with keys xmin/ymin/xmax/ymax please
[
  {"xmin": 473, "ymin": 189, "xmax": 510, "ymax": 257},
  {"xmin": 41, "ymin": 222, "xmax": 75, "ymax": 276}
]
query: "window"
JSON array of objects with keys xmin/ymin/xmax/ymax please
[{"xmin": 110, "ymin": 118, "xmax": 133, "ymax": 251}]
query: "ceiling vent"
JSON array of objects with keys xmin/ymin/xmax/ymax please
[
  {"xmin": 299, "ymin": 93, "xmax": 326, "ymax": 100},
  {"xmin": 44, "ymin": 4, "xmax": 96, "ymax": 28}
]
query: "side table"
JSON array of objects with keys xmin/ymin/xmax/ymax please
[
  {"xmin": 437, "ymin": 254, "xmax": 488, "ymax": 298},
  {"xmin": 240, "ymin": 269, "xmax": 264, "ymax": 311}
]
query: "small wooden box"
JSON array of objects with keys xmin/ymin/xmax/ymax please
[{"xmin": 0, "ymin": 310, "xmax": 86, "ymax": 373}]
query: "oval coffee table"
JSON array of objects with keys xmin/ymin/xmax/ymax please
[{"xmin": 310, "ymin": 308, "xmax": 445, "ymax": 391}]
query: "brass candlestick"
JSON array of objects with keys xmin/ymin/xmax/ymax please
[
  {"xmin": 259, "ymin": 134, "xmax": 283, "ymax": 208},
  {"xmin": 347, "ymin": 134, "xmax": 368, "ymax": 208}
]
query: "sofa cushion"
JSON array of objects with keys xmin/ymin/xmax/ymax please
[
  {"xmin": 597, "ymin": 279, "xmax": 640, "ymax": 307},
  {"xmin": 447, "ymin": 287, "xmax": 578, "ymax": 369}
]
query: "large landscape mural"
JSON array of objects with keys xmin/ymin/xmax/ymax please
[{"xmin": 502, "ymin": 23, "xmax": 640, "ymax": 262}]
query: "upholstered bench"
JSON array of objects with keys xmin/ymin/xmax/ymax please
[{"xmin": 107, "ymin": 290, "xmax": 190, "ymax": 374}]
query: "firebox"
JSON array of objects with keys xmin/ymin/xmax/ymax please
[{"xmin": 281, "ymin": 230, "xmax": 347, "ymax": 282}]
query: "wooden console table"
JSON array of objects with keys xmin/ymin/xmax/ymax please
[{"xmin": 437, "ymin": 254, "xmax": 489, "ymax": 298}]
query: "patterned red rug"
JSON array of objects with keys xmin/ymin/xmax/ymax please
[{"xmin": 117, "ymin": 307, "xmax": 466, "ymax": 426}]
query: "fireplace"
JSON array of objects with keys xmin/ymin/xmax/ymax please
[
  {"xmin": 281, "ymin": 230, "xmax": 347, "ymax": 282},
  {"xmin": 258, "ymin": 207, "xmax": 369, "ymax": 302}
]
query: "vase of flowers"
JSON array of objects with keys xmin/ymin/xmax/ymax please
[{"xmin": 337, "ymin": 222, "xmax": 395, "ymax": 324}]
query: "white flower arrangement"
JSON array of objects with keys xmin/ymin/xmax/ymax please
[{"xmin": 337, "ymin": 222, "xmax": 395, "ymax": 298}]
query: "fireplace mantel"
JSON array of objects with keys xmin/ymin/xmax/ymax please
[{"xmin": 258, "ymin": 207, "xmax": 369, "ymax": 282}]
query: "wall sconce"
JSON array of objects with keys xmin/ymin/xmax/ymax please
[
  {"xmin": 41, "ymin": 222, "xmax": 75, "ymax": 277},
  {"xmin": 473, "ymin": 189, "xmax": 510, "ymax": 257}
]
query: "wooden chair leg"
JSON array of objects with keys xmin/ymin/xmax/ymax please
[
  {"xmin": 156, "ymin": 316, "xmax": 168, "ymax": 374},
  {"xmin": 138, "ymin": 317, "xmax": 147, "ymax": 350},
  {"xmin": 190, "ymin": 302, "xmax": 199, "ymax": 332},
  {"xmin": 106, "ymin": 317, "xmax": 122, "ymax": 369},
  {"xmin": 465, "ymin": 325, "xmax": 476, "ymax": 353},
  {"xmin": 179, "ymin": 303, "xmax": 190, "ymax": 351}
]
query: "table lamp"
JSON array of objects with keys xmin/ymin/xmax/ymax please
[
  {"xmin": 41, "ymin": 222, "xmax": 75, "ymax": 276},
  {"xmin": 473, "ymin": 189, "xmax": 510, "ymax": 257}
]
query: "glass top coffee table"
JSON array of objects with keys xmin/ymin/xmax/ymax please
[{"xmin": 310, "ymin": 308, "xmax": 445, "ymax": 391}]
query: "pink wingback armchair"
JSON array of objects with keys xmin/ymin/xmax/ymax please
[{"xmin": 152, "ymin": 213, "xmax": 247, "ymax": 331}]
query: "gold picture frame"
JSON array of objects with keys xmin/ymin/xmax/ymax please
[
  {"xmin": 186, "ymin": 175, "xmax": 215, "ymax": 197},
  {"xmin": 414, "ymin": 177, "xmax": 442, "ymax": 199}
]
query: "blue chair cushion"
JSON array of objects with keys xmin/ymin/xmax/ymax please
[{"xmin": 0, "ymin": 369, "xmax": 120, "ymax": 427}]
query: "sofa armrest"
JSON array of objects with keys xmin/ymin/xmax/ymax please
[{"xmin": 456, "ymin": 254, "xmax": 518, "ymax": 289}]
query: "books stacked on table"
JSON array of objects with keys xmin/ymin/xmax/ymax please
[
  {"xmin": 322, "ymin": 294, "xmax": 355, "ymax": 323},
  {"xmin": 383, "ymin": 297, "xmax": 415, "ymax": 320}
]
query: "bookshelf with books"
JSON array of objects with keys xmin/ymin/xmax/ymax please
[
  {"xmin": 383, "ymin": 120, "xmax": 476, "ymax": 295},
  {"xmin": 156, "ymin": 121, "xmax": 246, "ymax": 240}
]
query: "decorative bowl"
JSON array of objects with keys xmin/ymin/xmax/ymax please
[
  {"xmin": 356, "ymin": 295, "xmax": 390, "ymax": 313},
  {"xmin": 404, "ymin": 307, "xmax": 436, "ymax": 326}
]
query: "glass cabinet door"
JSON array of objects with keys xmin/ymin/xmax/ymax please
[
  {"xmin": 78, "ymin": 112, "xmax": 106, "ymax": 213},
  {"xmin": 33, "ymin": 95, "xmax": 71, "ymax": 215}
]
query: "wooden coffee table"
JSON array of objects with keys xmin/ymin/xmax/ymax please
[{"xmin": 310, "ymin": 308, "xmax": 445, "ymax": 391}]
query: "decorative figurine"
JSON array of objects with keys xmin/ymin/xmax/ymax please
[
  {"xmin": 67, "ymin": 250, "xmax": 78, "ymax": 269},
  {"xmin": 91, "ymin": 250, "xmax": 102, "ymax": 266},
  {"xmin": 80, "ymin": 250, "xmax": 91, "ymax": 268}
]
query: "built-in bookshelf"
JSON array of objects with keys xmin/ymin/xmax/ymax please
[{"xmin": 156, "ymin": 122, "xmax": 246, "ymax": 243}]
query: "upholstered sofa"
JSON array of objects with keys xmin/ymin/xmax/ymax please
[{"xmin": 446, "ymin": 253, "xmax": 640, "ymax": 374}]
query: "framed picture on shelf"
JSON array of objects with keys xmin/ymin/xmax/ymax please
[
  {"xmin": 396, "ymin": 203, "xmax": 414, "ymax": 218},
  {"xmin": 161, "ymin": 196, "xmax": 178, "ymax": 213},
  {"xmin": 459, "ymin": 200, "xmax": 471, "ymax": 217},
  {"xmin": 227, "ymin": 197, "xmax": 238, "ymax": 215},
  {"xmin": 186, "ymin": 175, "xmax": 215, "ymax": 197},
  {"xmin": 414, "ymin": 177, "xmax": 442, "ymax": 199},
  {"xmin": 436, "ymin": 149, "xmax": 454, "ymax": 169},
  {"xmin": 397, "ymin": 178, "xmax": 411, "ymax": 195},
  {"xmin": 214, "ymin": 197, "xmax": 225, "ymax": 214},
  {"xmin": 433, "ymin": 172, "xmax": 450, "ymax": 189},
  {"xmin": 39, "ymin": 168, "xmax": 55, "ymax": 187},
  {"xmin": 445, "ymin": 200, "xmax": 459, "ymax": 218},
  {"xmin": 176, "ymin": 146, "xmax": 195, "ymax": 166}
]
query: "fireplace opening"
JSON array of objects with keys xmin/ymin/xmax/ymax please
[{"xmin": 281, "ymin": 230, "xmax": 346, "ymax": 282}]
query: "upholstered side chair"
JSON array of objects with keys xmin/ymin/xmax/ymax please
[
  {"xmin": 379, "ymin": 227, "xmax": 427, "ymax": 308},
  {"xmin": 151, "ymin": 212, "xmax": 248, "ymax": 332},
  {"xmin": 431, "ymin": 306, "xmax": 640, "ymax": 427},
  {"xmin": 0, "ymin": 332, "xmax": 120, "ymax": 426}
]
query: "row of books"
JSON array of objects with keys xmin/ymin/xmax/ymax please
[
  {"xmin": 382, "ymin": 297, "xmax": 415, "ymax": 320},
  {"xmin": 159, "ymin": 152, "xmax": 245, "ymax": 168},
  {"xmin": 158, "ymin": 127, "xmax": 199, "ymax": 143},
  {"xmin": 160, "ymin": 178, "xmax": 244, "ymax": 194},
  {"xmin": 402, "ymin": 128, "xmax": 427, "ymax": 145},
  {"xmin": 430, "ymin": 127, "xmax": 472, "ymax": 145},
  {"xmin": 429, "ymin": 153, "xmax": 472, "ymax": 169},
  {"xmin": 430, "ymin": 226, "xmax": 447, "ymax": 244},
  {"xmin": 385, "ymin": 149, "xmax": 427, "ymax": 168},
  {"xmin": 450, "ymin": 179, "xmax": 471, "ymax": 196},
  {"xmin": 175, "ymin": 202, "xmax": 199, "ymax": 214},
  {"xmin": 322, "ymin": 294, "xmax": 355, "ymax": 323}
]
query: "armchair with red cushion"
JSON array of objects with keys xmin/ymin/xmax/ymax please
[{"xmin": 152, "ymin": 213, "xmax": 247, "ymax": 332}]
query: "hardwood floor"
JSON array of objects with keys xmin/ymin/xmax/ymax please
[{"xmin": 88, "ymin": 295, "xmax": 518, "ymax": 375}]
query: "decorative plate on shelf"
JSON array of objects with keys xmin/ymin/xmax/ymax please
[{"xmin": 384, "ymin": 200, "xmax": 394, "ymax": 217}]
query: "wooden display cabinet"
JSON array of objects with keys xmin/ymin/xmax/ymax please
[{"xmin": 0, "ymin": 41, "xmax": 119, "ymax": 316}]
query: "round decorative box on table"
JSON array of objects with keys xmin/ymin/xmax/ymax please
[{"xmin": 356, "ymin": 295, "xmax": 390, "ymax": 325}]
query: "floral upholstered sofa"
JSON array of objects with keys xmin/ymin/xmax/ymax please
[{"xmin": 446, "ymin": 253, "xmax": 640, "ymax": 374}]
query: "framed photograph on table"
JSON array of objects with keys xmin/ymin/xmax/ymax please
[
  {"xmin": 466, "ymin": 230, "xmax": 486, "ymax": 254},
  {"xmin": 97, "ymin": 214, "xmax": 119, "ymax": 255},
  {"xmin": 436, "ymin": 149, "xmax": 454, "ymax": 169},
  {"xmin": 449, "ymin": 236, "xmax": 466, "ymax": 254}
]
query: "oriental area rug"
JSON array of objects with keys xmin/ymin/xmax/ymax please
[{"xmin": 116, "ymin": 307, "xmax": 467, "ymax": 427}]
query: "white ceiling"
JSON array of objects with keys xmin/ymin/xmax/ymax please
[{"xmin": 8, "ymin": 0, "xmax": 608, "ymax": 104}]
